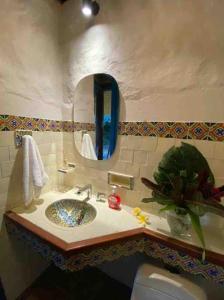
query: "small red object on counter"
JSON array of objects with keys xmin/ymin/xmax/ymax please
[{"xmin": 108, "ymin": 185, "xmax": 121, "ymax": 210}]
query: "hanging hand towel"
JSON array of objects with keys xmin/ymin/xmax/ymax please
[
  {"xmin": 22, "ymin": 135, "xmax": 49, "ymax": 206},
  {"xmin": 81, "ymin": 133, "xmax": 97, "ymax": 160},
  {"xmin": 74, "ymin": 131, "xmax": 83, "ymax": 153}
]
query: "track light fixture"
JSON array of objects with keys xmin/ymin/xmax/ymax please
[{"xmin": 82, "ymin": 0, "xmax": 100, "ymax": 17}]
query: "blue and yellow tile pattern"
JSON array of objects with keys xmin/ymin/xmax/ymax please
[
  {"xmin": 0, "ymin": 114, "xmax": 223, "ymax": 141},
  {"xmin": 5, "ymin": 219, "xmax": 224, "ymax": 285}
]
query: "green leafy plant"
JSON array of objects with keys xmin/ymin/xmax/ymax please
[{"xmin": 141, "ymin": 142, "xmax": 224, "ymax": 257}]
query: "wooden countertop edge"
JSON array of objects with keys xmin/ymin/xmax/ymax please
[
  {"xmin": 4, "ymin": 211, "xmax": 144, "ymax": 252},
  {"xmin": 5, "ymin": 211, "xmax": 224, "ymax": 267},
  {"xmin": 5, "ymin": 211, "xmax": 69, "ymax": 251}
]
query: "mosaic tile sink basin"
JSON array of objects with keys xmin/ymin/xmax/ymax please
[{"xmin": 45, "ymin": 199, "xmax": 97, "ymax": 228}]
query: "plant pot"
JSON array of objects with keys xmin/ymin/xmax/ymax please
[{"xmin": 166, "ymin": 211, "xmax": 191, "ymax": 237}]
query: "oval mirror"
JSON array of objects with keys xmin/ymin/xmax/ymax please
[{"xmin": 73, "ymin": 73, "xmax": 119, "ymax": 160}]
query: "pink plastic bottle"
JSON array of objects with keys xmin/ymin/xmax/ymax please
[{"xmin": 108, "ymin": 185, "xmax": 121, "ymax": 210}]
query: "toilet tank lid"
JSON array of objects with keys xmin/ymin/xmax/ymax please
[
  {"xmin": 133, "ymin": 264, "xmax": 207, "ymax": 300},
  {"xmin": 150, "ymin": 273, "xmax": 183, "ymax": 287}
]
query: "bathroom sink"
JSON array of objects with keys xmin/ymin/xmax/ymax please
[{"xmin": 45, "ymin": 199, "xmax": 97, "ymax": 228}]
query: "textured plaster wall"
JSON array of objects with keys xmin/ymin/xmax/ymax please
[
  {"xmin": 61, "ymin": 0, "xmax": 224, "ymax": 122},
  {"xmin": 0, "ymin": 0, "xmax": 63, "ymax": 120},
  {"xmin": 0, "ymin": 1, "xmax": 63, "ymax": 299}
]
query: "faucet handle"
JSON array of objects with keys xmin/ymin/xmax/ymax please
[
  {"xmin": 96, "ymin": 192, "xmax": 106, "ymax": 202},
  {"xmin": 74, "ymin": 186, "xmax": 82, "ymax": 194}
]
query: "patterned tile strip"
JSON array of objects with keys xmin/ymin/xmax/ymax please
[
  {"xmin": 0, "ymin": 115, "xmax": 223, "ymax": 141},
  {"xmin": 0, "ymin": 115, "xmax": 95, "ymax": 133},
  {"xmin": 0, "ymin": 115, "xmax": 63, "ymax": 132},
  {"xmin": 118, "ymin": 122, "xmax": 224, "ymax": 141},
  {"xmin": 144, "ymin": 240, "xmax": 224, "ymax": 285},
  {"xmin": 5, "ymin": 219, "xmax": 224, "ymax": 285}
]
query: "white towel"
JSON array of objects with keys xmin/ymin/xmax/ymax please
[
  {"xmin": 81, "ymin": 133, "xmax": 97, "ymax": 160},
  {"xmin": 22, "ymin": 135, "xmax": 49, "ymax": 206},
  {"xmin": 74, "ymin": 131, "xmax": 83, "ymax": 153}
]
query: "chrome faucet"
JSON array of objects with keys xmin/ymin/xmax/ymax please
[{"xmin": 76, "ymin": 184, "xmax": 92, "ymax": 202}]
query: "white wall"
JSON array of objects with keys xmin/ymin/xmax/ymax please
[
  {"xmin": 61, "ymin": 0, "xmax": 224, "ymax": 122},
  {"xmin": 0, "ymin": 0, "xmax": 63, "ymax": 120}
]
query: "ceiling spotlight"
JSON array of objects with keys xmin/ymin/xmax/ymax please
[
  {"xmin": 82, "ymin": 4, "xmax": 92, "ymax": 17},
  {"xmin": 82, "ymin": 0, "xmax": 100, "ymax": 17}
]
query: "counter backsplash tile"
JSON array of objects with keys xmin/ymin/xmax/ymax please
[{"xmin": 63, "ymin": 134, "xmax": 224, "ymax": 212}]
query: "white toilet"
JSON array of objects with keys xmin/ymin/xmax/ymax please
[{"xmin": 131, "ymin": 264, "xmax": 207, "ymax": 300}]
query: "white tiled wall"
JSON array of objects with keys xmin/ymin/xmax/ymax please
[
  {"xmin": 0, "ymin": 131, "xmax": 63, "ymax": 211},
  {"xmin": 63, "ymin": 133, "xmax": 224, "ymax": 211},
  {"xmin": 1, "ymin": 131, "xmax": 221, "ymax": 214}
]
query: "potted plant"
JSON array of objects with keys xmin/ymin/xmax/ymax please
[{"xmin": 141, "ymin": 142, "xmax": 224, "ymax": 259}]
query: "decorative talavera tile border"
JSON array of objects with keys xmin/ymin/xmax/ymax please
[
  {"xmin": 118, "ymin": 122, "xmax": 224, "ymax": 141},
  {"xmin": 0, "ymin": 114, "xmax": 64, "ymax": 132},
  {"xmin": 0, "ymin": 115, "xmax": 223, "ymax": 141},
  {"xmin": 0, "ymin": 115, "xmax": 94, "ymax": 133},
  {"xmin": 5, "ymin": 219, "xmax": 224, "ymax": 285}
]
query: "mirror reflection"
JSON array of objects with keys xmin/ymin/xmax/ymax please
[{"xmin": 73, "ymin": 73, "xmax": 119, "ymax": 160}]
